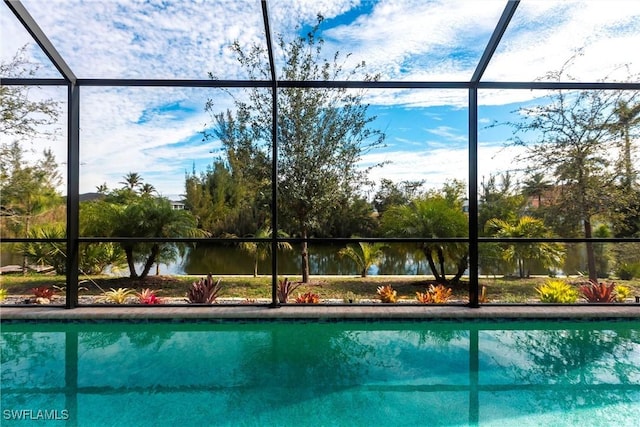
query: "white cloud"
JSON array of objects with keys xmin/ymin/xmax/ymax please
[
  {"xmin": 483, "ymin": 0, "xmax": 640, "ymax": 82},
  {"xmin": 2, "ymin": 0, "xmax": 638, "ymax": 197},
  {"xmin": 321, "ymin": 0, "xmax": 505, "ymax": 81},
  {"xmin": 77, "ymin": 86, "xmax": 223, "ymax": 194}
]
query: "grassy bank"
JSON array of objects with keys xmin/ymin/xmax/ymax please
[{"xmin": 2, "ymin": 273, "xmax": 640, "ymax": 303}]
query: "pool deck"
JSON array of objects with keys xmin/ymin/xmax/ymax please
[{"xmin": 2, "ymin": 304, "xmax": 639, "ymax": 321}]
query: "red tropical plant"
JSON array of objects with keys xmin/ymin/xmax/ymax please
[
  {"xmin": 32, "ymin": 286, "xmax": 55, "ymax": 299},
  {"xmin": 137, "ymin": 288, "xmax": 163, "ymax": 305},
  {"xmin": 277, "ymin": 278, "xmax": 303, "ymax": 303},
  {"xmin": 186, "ymin": 274, "xmax": 222, "ymax": 304},
  {"xmin": 579, "ymin": 280, "xmax": 616, "ymax": 303}
]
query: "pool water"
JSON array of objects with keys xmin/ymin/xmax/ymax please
[{"xmin": 2, "ymin": 320, "xmax": 639, "ymax": 426}]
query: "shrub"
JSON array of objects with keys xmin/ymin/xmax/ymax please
[
  {"xmin": 343, "ymin": 291, "xmax": 358, "ymax": 303},
  {"xmin": 137, "ymin": 288, "xmax": 163, "ymax": 305},
  {"xmin": 430, "ymin": 284, "xmax": 453, "ymax": 303},
  {"xmin": 277, "ymin": 277, "xmax": 302, "ymax": 303},
  {"xmin": 616, "ymin": 263, "xmax": 640, "ymax": 280},
  {"xmin": 32, "ymin": 286, "xmax": 56, "ymax": 299},
  {"xmin": 536, "ymin": 279, "xmax": 579, "ymax": 304},
  {"xmin": 415, "ymin": 290, "xmax": 433, "ymax": 303},
  {"xmin": 295, "ymin": 292, "xmax": 320, "ymax": 304},
  {"xmin": 579, "ymin": 280, "xmax": 616, "ymax": 303},
  {"xmin": 416, "ymin": 284, "xmax": 453, "ymax": 304},
  {"xmin": 377, "ymin": 285, "xmax": 397, "ymax": 303},
  {"xmin": 186, "ymin": 274, "xmax": 221, "ymax": 304},
  {"xmin": 29, "ymin": 286, "xmax": 56, "ymax": 304},
  {"xmin": 101, "ymin": 288, "xmax": 135, "ymax": 304},
  {"xmin": 615, "ymin": 285, "xmax": 632, "ymax": 302},
  {"xmin": 0, "ymin": 287, "xmax": 6, "ymax": 302}
]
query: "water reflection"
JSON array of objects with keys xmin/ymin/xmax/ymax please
[
  {"xmin": 1, "ymin": 321, "xmax": 639, "ymax": 426},
  {"xmin": 179, "ymin": 243, "xmax": 429, "ymax": 275}
]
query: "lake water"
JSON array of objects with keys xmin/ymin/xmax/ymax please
[{"xmin": 169, "ymin": 243, "xmax": 429, "ymax": 276}]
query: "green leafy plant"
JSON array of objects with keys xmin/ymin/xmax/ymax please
[
  {"xmin": 186, "ymin": 274, "xmax": 222, "ymax": 304},
  {"xmin": 536, "ymin": 279, "xmax": 579, "ymax": 303},
  {"xmin": 616, "ymin": 263, "xmax": 640, "ymax": 280},
  {"xmin": 295, "ymin": 292, "xmax": 320, "ymax": 304},
  {"xmin": 343, "ymin": 291, "xmax": 358, "ymax": 304},
  {"xmin": 338, "ymin": 241, "xmax": 386, "ymax": 277},
  {"xmin": 100, "ymin": 287, "xmax": 135, "ymax": 304},
  {"xmin": 0, "ymin": 287, "xmax": 6, "ymax": 302},
  {"xmin": 579, "ymin": 280, "xmax": 617, "ymax": 303},
  {"xmin": 377, "ymin": 285, "xmax": 397, "ymax": 303},
  {"xmin": 137, "ymin": 288, "xmax": 163, "ymax": 305},
  {"xmin": 416, "ymin": 284, "xmax": 453, "ymax": 304},
  {"xmin": 615, "ymin": 285, "xmax": 632, "ymax": 302},
  {"xmin": 277, "ymin": 278, "xmax": 302, "ymax": 303}
]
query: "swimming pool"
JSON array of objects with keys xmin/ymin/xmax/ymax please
[{"xmin": 2, "ymin": 320, "xmax": 639, "ymax": 426}]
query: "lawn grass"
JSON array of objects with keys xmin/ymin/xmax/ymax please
[{"xmin": 2, "ymin": 273, "xmax": 640, "ymax": 303}]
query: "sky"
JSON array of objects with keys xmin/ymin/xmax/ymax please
[{"xmin": 1, "ymin": 0, "xmax": 639, "ymax": 199}]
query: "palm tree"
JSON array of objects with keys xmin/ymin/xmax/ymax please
[
  {"xmin": 140, "ymin": 183, "xmax": 156, "ymax": 196},
  {"xmin": 97, "ymin": 197, "xmax": 207, "ymax": 279},
  {"xmin": 338, "ymin": 241, "xmax": 386, "ymax": 277},
  {"xmin": 521, "ymin": 172, "xmax": 552, "ymax": 208},
  {"xmin": 96, "ymin": 183, "xmax": 108, "ymax": 194},
  {"xmin": 239, "ymin": 225, "xmax": 293, "ymax": 277},
  {"xmin": 611, "ymin": 100, "xmax": 640, "ymax": 189},
  {"xmin": 119, "ymin": 172, "xmax": 143, "ymax": 190},
  {"xmin": 381, "ymin": 195, "xmax": 468, "ymax": 284},
  {"xmin": 487, "ymin": 216, "xmax": 564, "ymax": 278}
]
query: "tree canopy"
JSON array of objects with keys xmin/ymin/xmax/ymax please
[
  {"xmin": 380, "ymin": 184, "xmax": 468, "ymax": 284},
  {"xmin": 201, "ymin": 16, "xmax": 385, "ymax": 282},
  {"xmin": 83, "ymin": 175, "xmax": 206, "ymax": 279},
  {"xmin": 0, "ymin": 46, "xmax": 60, "ymax": 139},
  {"xmin": 505, "ymin": 60, "xmax": 639, "ymax": 281}
]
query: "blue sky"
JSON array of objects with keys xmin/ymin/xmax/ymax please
[{"xmin": 1, "ymin": 0, "xmax": 639, "ymax": 198}]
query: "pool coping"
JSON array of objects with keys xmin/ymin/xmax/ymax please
[{"xmin": 1, "ymin": 304, "xmax": 639, "ymax": 321}]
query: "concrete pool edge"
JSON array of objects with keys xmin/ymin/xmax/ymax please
[{"xmin": 1, "ymin": 304, "xmax": 639, "ymax": 321}]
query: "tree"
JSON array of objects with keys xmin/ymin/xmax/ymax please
[
  {"xmin": 0, "ymin": 46, "xmax": 60, "ymax": 139},
  {"xmin": 238, "ymin": 225, "xmax": 293, "ymax": 277},
  {"xmin": 521, "ymin": 172, "xmax": 552, "ymax": 210},
  {"xmin": 610, "ymin": 99, "xmax": 640, "ymax": 190},
  {"xmin": 487, "ymin": 216, "xmax": 565, "ymax": 278},
  {"xmin": 478, "ymin": 172, "xmax": 525, "ymax": 235},
  {"xmin": 380, "ymin": 187, "xmax": 468, "ymax": 284},
  {"xmin": 1, "ymin": 47, "xmax": 63, "ymax": 272},
  {"xmin": 325, "ymin": 195, "xmax": 377, "ymax": 238},
  {"xmin": 140, "ymin": 183, "xmax": 156, "ymax": 196},
  {"xmin": 505, "ymin": 60, "xmax": 632, "ymax": 281},
  {"xmin": 184, "ymin": 159, "xmax": 267, "ymax": 236},
  {"xmin": 373, "ymin": 178, "xmax": 425, "ymax": 216},
  {"xmin": 338, "ymin": 241, "xmax": 386, "ymax": 277},
  {"xmin": 83, "ymin": 177, "xmax": 207, "ymax": 279},
  {"xmin": 0, "ymin": 142, "xmax": 64, "ymax": 274},
  {"xmin": 119, "ymin": 172, "xmax": 144, "ymax": 190},
  {"xmin": 209, "ymin": 16, "xmax": 385, "ymax": 283}
]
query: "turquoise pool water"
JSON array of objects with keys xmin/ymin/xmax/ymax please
[{"xmin": 1, "ymin": 320, "xmax": 639, "ymax": 426}]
